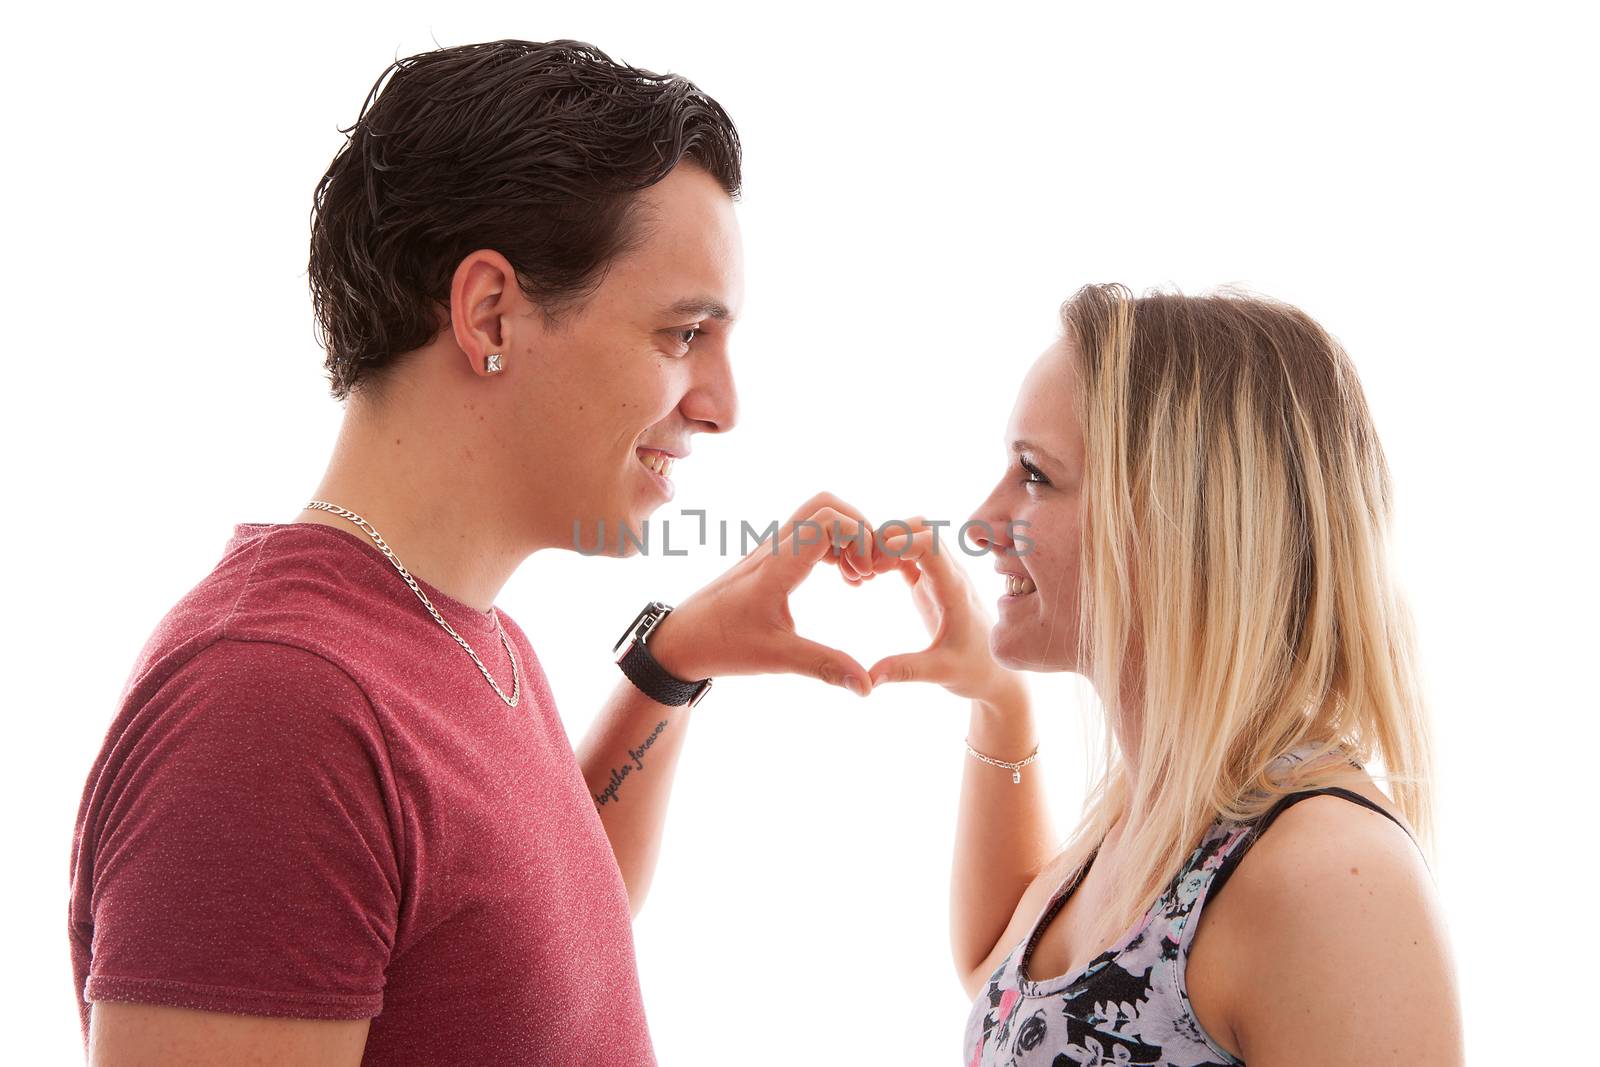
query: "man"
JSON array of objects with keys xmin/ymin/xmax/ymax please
[{"xmin": 69, "ymin": 39, "xmax": 888, "ymax": 1065}]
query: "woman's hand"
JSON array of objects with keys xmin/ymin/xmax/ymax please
[
  {"xmin": 865, "ymin": 517, "xmax": 1027, "ymax": 708},
  {"xmin": 646, "ymin": 492, "xmax": 898, "ymax": 695}
]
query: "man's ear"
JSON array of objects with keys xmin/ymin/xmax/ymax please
[{"xmin": 449, "ymin": 250, "xmax": 523, "ymax": 377}]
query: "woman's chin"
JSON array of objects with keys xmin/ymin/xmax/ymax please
[
  {"xmin": 990, "ymin": 625, "xmax": 1071, "ymax": 674},
  {"xmin": 988, "ymin": 627, "xmax": 1032, "ymax": 672}
]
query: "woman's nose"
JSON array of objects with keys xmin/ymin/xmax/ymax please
[{"xmin": 965, "ymin": 495, "xmax": 1013, "ymax": 556}]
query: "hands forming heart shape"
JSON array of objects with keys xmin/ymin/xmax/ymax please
[{"xmin": 645, "ymin": 492, "xmax": 1027, "ymax": 708}]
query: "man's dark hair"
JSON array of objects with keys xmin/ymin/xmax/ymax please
[{"xmin": 307, "ymin": 39, "xmax": 742, "ymax": 402}]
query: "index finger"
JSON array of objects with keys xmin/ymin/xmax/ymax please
[
  {"xmin": 878, "ymin": 526, "xmax": 966, "ymax": 588},
  {"xmin": 780, "ymin": 491, "xmax": 877, "ymax": 574},
  {"xmin": 770, "ymin": 505, "xmax": 877, "ymax": 590},
  {"xmin": 781, "ymin": 491, "xmax": 870, "ymax": 537}
]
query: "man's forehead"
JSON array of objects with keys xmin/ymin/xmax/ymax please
[
  {"xmin": 619, "ymin": 178, "xmax": 743, "ymax": 320},
  {"xmin": 605, "ymin": 233, "xmax": 741, "ymax": 322},
  {"xmin": 636, "ymin": 167, "xmax": 740, "ymax": 244}
]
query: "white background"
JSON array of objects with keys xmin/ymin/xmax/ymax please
[{"xmin": 7, "ymin": 2, "xmax": 1596, "ymax": 1063}]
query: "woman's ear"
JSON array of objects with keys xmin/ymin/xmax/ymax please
[{"xmin": 449, "ymin": 249, "xmax": 522, "ymax": 377}]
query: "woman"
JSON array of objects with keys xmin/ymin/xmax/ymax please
[{"xmin": 868, "ymin": 285, "xmax": 1462, "ymax": 1064}]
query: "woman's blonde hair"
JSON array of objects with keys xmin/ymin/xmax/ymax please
[{"xmin": 1055, "ymin": 283, "xmax": 1435, "ymax": 953}]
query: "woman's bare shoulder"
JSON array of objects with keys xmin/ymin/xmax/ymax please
[{"xmin": 1196, "ymin": 785, "xmax": 1462, "ymax": 1063}]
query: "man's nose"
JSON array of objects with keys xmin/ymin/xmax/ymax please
[{"xmin": 684, "ymin": 355, "xmax": 738, "ymax": 434}]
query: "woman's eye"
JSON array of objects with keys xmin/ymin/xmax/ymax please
[{"xmin": 1020, "ymin": 458, "xmax": 1049, "ymax": 487}]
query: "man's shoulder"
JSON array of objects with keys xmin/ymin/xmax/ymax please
[
  {"xmin": 218, "ymin": 523, "xmax": 393, "ymax": 630},
  {"xmin": 175, "ymin": 634, "xmax": 368, "ymax": 696},
  {"xmin": 125, "ymin": 524, "xmax": 380, "ymax": 699}
]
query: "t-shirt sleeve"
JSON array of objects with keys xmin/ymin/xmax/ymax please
[{"xmin": 81, "ymin": 638, "xmax": 402, "ymax": 1019}]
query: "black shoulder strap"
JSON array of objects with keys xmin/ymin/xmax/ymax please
[{"xmin": 1205, "ymin": 787, "xmax": 1416, "ymax": 906}]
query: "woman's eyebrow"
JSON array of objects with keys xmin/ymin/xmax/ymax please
[{"xmin": 1010, "ymin": 439, "xmax": 1060, "ymax": 465}]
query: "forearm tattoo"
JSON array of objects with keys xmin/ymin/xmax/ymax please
[{"xmin": 593, "ymin": 718, "xmax": 670, "ymax": 808}]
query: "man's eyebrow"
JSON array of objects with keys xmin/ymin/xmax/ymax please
[{"xmin": 662, "ymin": 298, "xmax": 734, "ymax": 322}]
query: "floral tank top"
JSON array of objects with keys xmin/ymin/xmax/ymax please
[{"xmin": 962, "ymin": 756, "xmax": 1413, "ymax": 1066}]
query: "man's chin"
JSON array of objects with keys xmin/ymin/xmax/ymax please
[{"xmin": 567, "ymin": 509, "xmax": 658, "ymax": 558}]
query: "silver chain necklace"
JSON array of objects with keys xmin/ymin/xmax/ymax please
[{"xmin": 304, "ymin": 501, "xmax": 521, "ymax": 707}]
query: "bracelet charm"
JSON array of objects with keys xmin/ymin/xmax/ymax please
[{"xmin": 964, "ymin": 739, "xmax": 1040, "ymax": 784}]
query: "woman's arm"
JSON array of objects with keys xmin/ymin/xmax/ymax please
[
  {"xmin": 950, "ymin": 690, "xmax": 1057, "ymax": 994},
  {"xmin": 868, "ymin": 522, "xmax": 1057, "ymax": 995}
]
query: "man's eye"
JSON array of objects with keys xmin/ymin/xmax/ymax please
[{"xmin": 675, "ymin": 327, "xmax": 701, "ymax": 349}]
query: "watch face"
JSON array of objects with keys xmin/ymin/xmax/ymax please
[
  {"xmin": 614, "ymin": 601, "xmax": 674, "ymax": 652},
  {"xmin": 638, "ymin": 601, "xmax": 674, "ymax": 643}
]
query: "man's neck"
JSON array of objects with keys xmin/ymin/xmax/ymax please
[{"xmin": 292, "ymin": 400, "xmax": 532, "ymax": 615}]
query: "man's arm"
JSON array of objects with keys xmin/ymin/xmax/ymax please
[
  {"xmin": 577, "ymin": 492, "xmax": 892, "ymax": 915},
  {"xmin": 73, "ymin": 640, "xmax": 401, "ymax": 1066},
  {"xmin": 89, "ymin": 1002, "xmax": 370, "ymax": 1067},
  {"xmin": 576, "ymin": 668, "xmax": 697, "ymax": 917}
]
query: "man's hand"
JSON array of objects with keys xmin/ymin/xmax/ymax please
[{"xmin": 646, "ymin": 491, "xmax": 897, "ymax": 695}]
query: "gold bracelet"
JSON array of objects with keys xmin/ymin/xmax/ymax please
[{"xmin": 964, "ymin": 738, "xmax": 1040, "ymax": 784}]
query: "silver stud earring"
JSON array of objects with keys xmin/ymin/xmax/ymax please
[{"xmin": 485, "ymin": 353, "xmax": 503, "ymax": 374}]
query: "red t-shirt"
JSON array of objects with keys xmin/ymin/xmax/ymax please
[{"xmin": 68, "ymin": 521, "xmax": 655, "ymax": 1064}]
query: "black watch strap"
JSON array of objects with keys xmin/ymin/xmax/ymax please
[
  {"xmin": 613, "ymin": 601, "xmax": 713, "ymax": 708},
  {"xmin": 616, "ymin": 638, "xmax": 712, "ymax": 707}
]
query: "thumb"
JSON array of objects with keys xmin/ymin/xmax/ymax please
[
  {"xmin": 775, "ymin": 635, "xmax": 873, "ymax": 696},
  {"xmin": 868, "ymin": 650, "xmax": 944, "ymax": 688}
]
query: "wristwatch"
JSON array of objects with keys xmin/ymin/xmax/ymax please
[{"xmin": 612, "ymin": 601, "xmax": 714, "ymax": 708}]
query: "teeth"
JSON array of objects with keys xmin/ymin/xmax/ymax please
[
  {"xmin": 1006, "ymin": 574, "xmax": 1037, "ymax": 596},
  {"xmin": 639, "ymin": 450, "xmax": 674, "ymax": 478}
]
